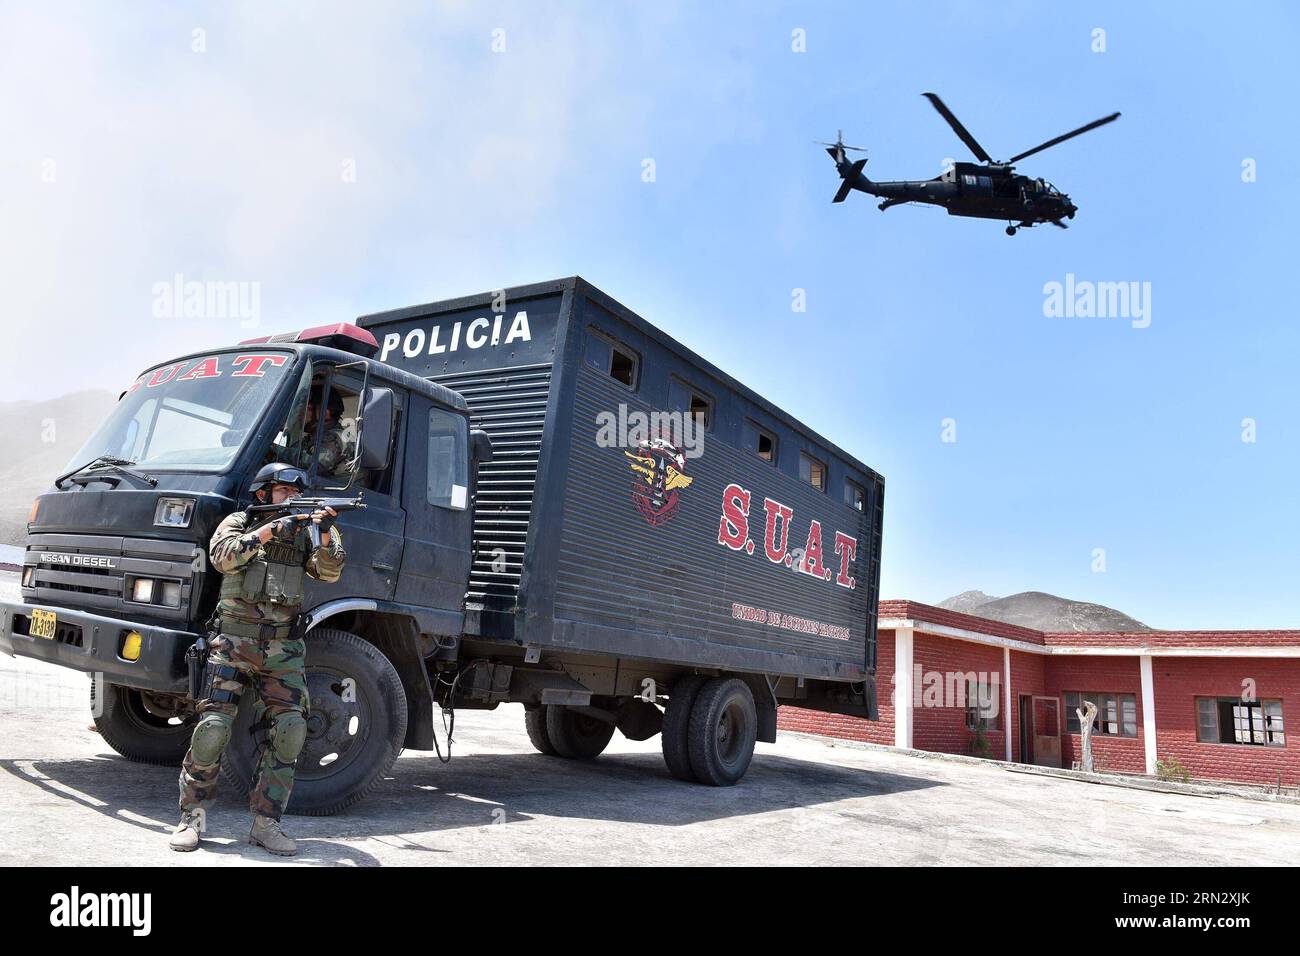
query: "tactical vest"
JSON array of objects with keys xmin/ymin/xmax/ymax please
[{"xmin": 219, "ymin": 524, "xmax": 311, "ymax": 607}]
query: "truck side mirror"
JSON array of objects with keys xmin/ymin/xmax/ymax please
[
  {"xmin": 471, "ymin": 428, "xmax": 493, "ymax": 465},
  {"xmin": 357, "ymin": 386, "xmax": 394, "ymax": 470}
]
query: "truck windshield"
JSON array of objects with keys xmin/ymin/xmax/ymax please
[{"xmin": 65, "ymin": 351, "xmax": 295, "ymax": 473}]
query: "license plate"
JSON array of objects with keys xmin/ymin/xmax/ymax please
[{"xmin": 30, "ymin": 608, "xmax": 57, "ymax": 640}]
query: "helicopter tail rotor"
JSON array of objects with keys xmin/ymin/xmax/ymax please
[
  {"xmin": 817, "ymin": 130, "xmax": 868, "ymax": 167},
  {"xmin": 819, "ymin": 131, "xmax": 870, "ymax": 202}
]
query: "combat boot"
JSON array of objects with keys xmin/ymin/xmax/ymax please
[
  {"xmin": 169, "ymin": 810, "xmax": 203, "ymax": 852},
  {"xmin": 248, "ymin": 814, "xmax": 297, "ymax": 856}
]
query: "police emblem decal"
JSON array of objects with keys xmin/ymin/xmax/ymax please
[{"xmin": 624, "ymin": 436, "xmax": 694, "ymax": 526}]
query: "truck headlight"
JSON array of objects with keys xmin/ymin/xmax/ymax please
[
  {"xmin": 21, "ymin": 566, "xmax": 34, "ymax": 588},
  {"xmin": 131, "ymin": 578, "xmax": 155, "ymax": 603},
  {"xmin": 158, "ymin": 581, "xmax": 181, "ymax": 607},
  {"xmin": 128, "ymin": 576, "xmax": 182, "ymax": 608},
  {"xmin": 154, "ymin": 497, "xmax": 195, "ymax": 528}
]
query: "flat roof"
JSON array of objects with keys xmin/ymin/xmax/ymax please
[
  {"xmin": 359, "ymin": 276, "xmax": 885, "ymax": 486},
  {"xmin": 878, "ymin": 598, "xmax": 1300, "ymax": 654}
]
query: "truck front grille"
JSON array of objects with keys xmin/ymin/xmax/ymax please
[{"xmin": 22, "ymin": 534, "xmax": 197, "ymax": 624}]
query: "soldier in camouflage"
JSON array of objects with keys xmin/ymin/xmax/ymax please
[
  {"xmin": 288, "ymin": 384, "xmax": 355, "ymax": 480},
  {"xmin": 170, "ymin": 463, "xmax": 346, "ymax": 855}
]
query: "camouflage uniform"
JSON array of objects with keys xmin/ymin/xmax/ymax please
[
  {"xmin": 289, "ymin": 422, "xmax": 355, "ymax": 479},
  {"xmin": 178, "ymin": 510, "xmax": 345, "ymax": 821}
]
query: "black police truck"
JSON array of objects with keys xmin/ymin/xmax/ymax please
[{"xmin": 0, "ymin": 278, "xmax": 884, "ymax": 813}]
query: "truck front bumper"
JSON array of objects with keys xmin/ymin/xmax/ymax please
[{"xmin": 0, "ymin": 599, "xmax": 193, "ymax": 694}]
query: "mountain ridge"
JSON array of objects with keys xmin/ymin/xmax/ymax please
[{"xmin": 936, "ymin": 589, "xmax": 1152, "ymax": 632}]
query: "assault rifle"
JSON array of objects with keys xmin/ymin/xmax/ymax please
[{"xmin": 247, "ymin": 494, "xmax": 367, "ymax": 549}]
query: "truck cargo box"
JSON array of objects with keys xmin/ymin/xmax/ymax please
[{"xmin": 358, "ymin": 278, "xmax": 883, "ymax": 686}]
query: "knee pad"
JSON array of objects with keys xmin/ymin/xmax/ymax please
[
  {"xmin": 191, "ymin": 712, "xmax": 234, "ymax": 765},
  {"xmin": 270, "ymin": 712, "xmax": 307, "ymax": 762}
]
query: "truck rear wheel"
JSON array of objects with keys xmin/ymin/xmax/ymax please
[
  {"xmin": 524, "ymin": 705, "xmax": 558, "ymax": 755},
  {"xmin": 92, "ymin": 682, "xmax": 195, "ymax": 766},
  {"xmin": 687, "ymin": 678, "xmax": 757, "ymax": 786},
  {"xmin": 661, "ymin": 675, "xmax": 706, "ymax": 781},
  {"xmin": 220, "ymin": 628, "xmax": 407, "ymax": 816},
  {"xmin": 545, "ymin": 706, "xmax": 615, "ymax": 759}
]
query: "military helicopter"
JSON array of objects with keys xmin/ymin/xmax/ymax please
[{"xmin": 823, "ymin": 93, "xmax": 1120, "ymax": 235}]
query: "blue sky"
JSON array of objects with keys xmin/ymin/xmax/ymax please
[{"xmin": 2, "ymin": 1, "xmax": 1295, "ymax": 627}]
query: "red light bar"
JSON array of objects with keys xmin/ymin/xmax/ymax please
[{"xmin": 239, "ymin": 322, "xmax": 379, "ymax": 358}]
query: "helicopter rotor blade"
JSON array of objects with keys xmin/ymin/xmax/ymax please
[
  {"xmin": 1007, "ymin": 112, "xmax": 1121, "ymax": 164},
  {"xmin": 815, "ymin": 137, "xmax": 868, "ymax": 151},
  {"xmin": 922, "ymin": 92, "xmax": 993, "ymax": 164}
]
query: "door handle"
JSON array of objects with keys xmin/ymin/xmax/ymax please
[{"xmin": 372, "ymin": 561, "xmax": 396, "ymax": 572}]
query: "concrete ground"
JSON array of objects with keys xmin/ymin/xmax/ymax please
[{"xmin": 3, "ymin": 576, "xmax": 1299, "ymax": 866}]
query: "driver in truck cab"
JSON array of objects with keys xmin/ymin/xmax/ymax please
[
  {"xmin": 170, "ymin": 463, "xmax": 345, "ymax": 856},
  {"xmin": 286, "ymin": 383, "xmax": 356, "ymax": 481}
]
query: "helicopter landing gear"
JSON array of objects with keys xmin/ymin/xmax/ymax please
[{"xmin": 1006, "ymin": 225, "xmax": 1017, "ymax": 236}]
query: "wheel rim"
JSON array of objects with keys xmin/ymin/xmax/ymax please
[
  {"xmin": 716, "ymin": 697, "xmax": 750, "ymax": 767},
  {"xmin": 571, "ymin": 712, "xmax": 607, "ymax": 742},
  {"xmin": 118, "ymin": 688, "xmax": 190, "ymax": 735},
  {"xmin": 295, "ymin": 666, "xmax": 374, "ymax": 782}
]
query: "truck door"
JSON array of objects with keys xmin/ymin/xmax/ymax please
[
  {"xmin": 394, "ymin": 394, "xmax": 473, "ymax": 612},
  {"xmin": 297, "ymin": 371, "xmax": 406, "ymax": 605}
]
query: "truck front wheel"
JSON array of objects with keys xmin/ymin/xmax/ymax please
[
  {"xmin": 92, "ymin": 682, "xmax": 195, "ymax": 766},
  {"xmin": 220, "ymin": 628, "xmax": 408, "ymax": 816},
  {"xmin": 687, "ymin": 678, "xmax": 757, "ymax": 786},
  {"xmin": 545, "ymin": 705, "xmax": 615, "ymax": 759}
]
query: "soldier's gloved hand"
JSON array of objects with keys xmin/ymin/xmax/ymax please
[
  {"xmin": 272, "ymin": 516, "xmax": 300, "ymax": 538},
  {"xmin": 311, "ymin": 506, "xmax": 338, "ymax": 534},
  {"xmin": 257, "ymin": 516, "xmax": 293, "ymax": 544}
]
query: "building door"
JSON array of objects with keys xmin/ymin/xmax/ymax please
[
  {"xmin": 1032, "ymin": 696, "xmax": 1062, "ymax": 768},
  {"xmin": 1019, "ymin": 694, "xmax": 1034, "ymax": 763}
]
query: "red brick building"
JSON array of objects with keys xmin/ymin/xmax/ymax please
[{"xmin": 779, "ymin": 600, "xmax": 1300, "ymax": 788}]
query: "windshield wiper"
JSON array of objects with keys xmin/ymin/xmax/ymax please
[{"xmin": 55, "ymin": 455, "xmax": 158, "ymax": 489}]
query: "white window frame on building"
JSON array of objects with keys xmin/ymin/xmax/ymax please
[
  {"xmin": 1064, "ymin": 691, "xmax": 1138, "ymax": 738},
  {"xmin": 1195, "ymin": 697, "xmax": 1285, "ymax": 747}
]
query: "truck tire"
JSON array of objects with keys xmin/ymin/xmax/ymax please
[
  {"xmin": 687, "ymin": 678, "xmax": 757, "ymax": 786},
  {"xmin": 661, "ymin": 675, "xmax": 706, "ymax": 781},
  {"xmin": 220, "ymin": 628, "xmax": 407, "ymax": 816},
  {"xmin": 524, "ymin": 705, "xmax": 558, "ymax": 755},
  {"xmin": 92, "ymin": 682, "xmax": 195, "ymax": 766},
  {"xmin": 545, "ymin": 706, "xmax": 615, "ymax": 759}
]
